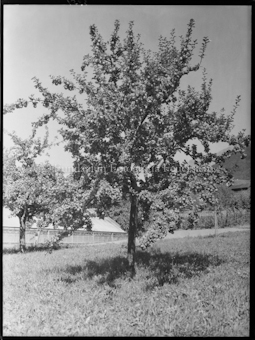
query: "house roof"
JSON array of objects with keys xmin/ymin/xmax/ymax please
[
  {"xmin": 89, "ymin": 217, "xmax": 126, "ymax": 233},
  {"xmin": 230, "ymin": 179, "xmax": 250, "ymax": 191},
  {"xmin": 43, "ymin": 217, "xmax": 125, "ymax": 233}
]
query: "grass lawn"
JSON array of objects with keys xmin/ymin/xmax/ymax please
[{"xmin": 3, "ymin": 230, "xmax": 249, "ymax": 336}]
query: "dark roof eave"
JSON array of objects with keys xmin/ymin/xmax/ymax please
[{"xmin": 231, "ymin": 185, "xmax": 250, "ymax": 190}]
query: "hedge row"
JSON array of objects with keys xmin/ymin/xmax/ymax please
[{"xmin": 182, "ymin": 209, "xmax": 250, "ymax": 230}]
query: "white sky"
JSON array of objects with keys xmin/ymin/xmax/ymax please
[{"xmin": 3, "ymin": 5, "xmax": 251, "ymax": 170}]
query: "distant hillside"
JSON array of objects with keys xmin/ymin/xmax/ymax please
[{"xmin": 188, "ymin": 145, "xmax": 250, "ymax": 180}]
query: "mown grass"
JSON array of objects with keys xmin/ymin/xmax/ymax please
[{"xmin": 3, "ymin": 230, "xmax": 249, "ymax": 336}]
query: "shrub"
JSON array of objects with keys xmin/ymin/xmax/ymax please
[
  {"xmin": 182, "ymin": 209, "xmax": 250, "ymax": 230},
  {"xmin": 230, "ymin": 189, "xmax": 250, "ymax": 210},
  {"xmin": 216, "ymin": 185, "xmax": 235, "ymax": 209},
  {"xmin": 216, "ymin": 185, "xmax": 250, "ymax": 211}
]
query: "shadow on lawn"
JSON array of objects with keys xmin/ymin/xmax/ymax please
[{"xmin": 61, "ymin": 249, "xmax": 225, "ymax": 289}]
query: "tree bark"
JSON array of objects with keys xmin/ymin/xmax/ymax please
[
  {"xmin": 127, "ymin": 193, "xmax": 138, "ymax": 277},
  {"xmin": 19, "ymin": 214, "xmax": 26, "ymax": 252}
]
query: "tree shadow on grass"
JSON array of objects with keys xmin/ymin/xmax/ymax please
[
  {"xmin": 137, "ymin": 250, "xmax": 224, "ymax": 290},
  {"xmin": 61, "ymin": 248, "xmax": 225, "ymax": 289}
]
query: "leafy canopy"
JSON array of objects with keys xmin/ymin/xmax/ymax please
[{"xmin": 3, "ymin": 129, "xmax": 55, "ymax": 221}]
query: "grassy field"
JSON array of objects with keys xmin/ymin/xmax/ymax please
[{"xmin": 3, "ymin": 230, "xmax": 249, "ymax": 336}]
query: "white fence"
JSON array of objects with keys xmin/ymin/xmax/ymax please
[{"xmin": 3, "ymin": 227, "xmax": 128, "ymax": 249}]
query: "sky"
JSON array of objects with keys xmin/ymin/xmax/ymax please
[{"xmin": 3, "ymin": 5, "xmax": 251, "ymax": 171}]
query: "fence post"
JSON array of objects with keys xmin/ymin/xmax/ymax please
[
  {"xmin": 72, "ymin": 233, "xmax": 74, "ymax": 244},
  {"xmin": 215, "ymin": 207, "xmax": 218, "ymax": 236},
  {"xmin": 93, "ymin": 232, "xmax": 95, "ymax": 244},
  {"xmin": 111, "ymin": 233, "xmax": 114, "ymax": 242},
  {"xmin": 47, "ymin": 230, "xmax": 50, "ymax": 241}
]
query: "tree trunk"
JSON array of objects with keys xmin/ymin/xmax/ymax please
[
  {"xmin": 19, "ymin": 215, "xmax": 26, "ymax": 252},
  {"xmin": 127, "ymin": 193, "xmax": 138, "ymax": 277}
]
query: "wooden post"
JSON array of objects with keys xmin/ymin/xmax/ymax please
[
  {"xmin": 72, "ymin": 233, "xmax": 74, "ymax": 244},
  {"xmin": 215, "ymin": 206, "xmax": 218, "ymax": 236},
  {"xmin": 111, "ymin": 233, "xmax": 114, "ymax": 242},
  {"xmin": 47, "ymin": 230, "xmax": 50, "ymax": 241},
  {"xmin": 38, "ymin": 230, "xmax": 41, "ymax": 244},
  {"xmin": 92, "ymin": 232, "xmax": 95, "ymax": 244}
]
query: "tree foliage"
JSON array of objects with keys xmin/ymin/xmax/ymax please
[
  {"xmin": 3, "ymin": 129, "xmax": 52, "ymax": 216},
  {"xmin": 3, "ymin": 130, "xmax": 92, "ymax": 251},
  {"xmin": 3, "ymin": 130, "xmax": 59, "ymax": 250}
]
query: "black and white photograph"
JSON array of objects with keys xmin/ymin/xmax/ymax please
[{"xmin": 3, "ymin": 5, "xmax": 251, "ymax": 336}]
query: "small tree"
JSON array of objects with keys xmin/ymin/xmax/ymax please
[
  {"xmin": 3, "ymin": 129, "xmax": 59, "ymax": 251},
  {"xmin": 3, "ymin": 131, "xmax": 93, "ymax": 251},
  {"xmin": 4, "ymin": 20, "xmax": 250, "ymax": 271}
]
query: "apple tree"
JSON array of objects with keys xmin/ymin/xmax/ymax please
[
  {"xmin": 4, "ymin": 19, "xmax": 250, "ymax": 271},
  {"xmin": 3, "ymin": 129, "xmax": 97, "ymax": 251},
  {"xmin": 3, "ymin": 129, "xmax": 59, "ymax": 251}
]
